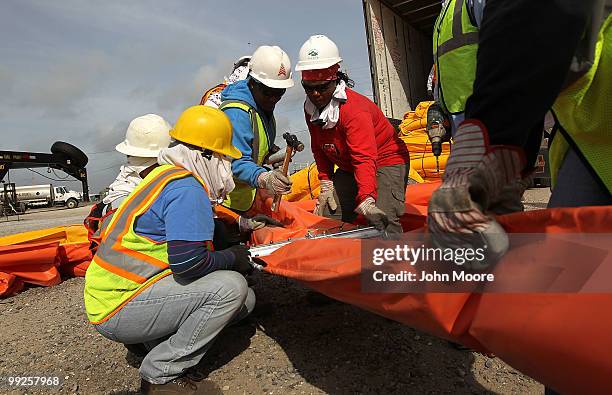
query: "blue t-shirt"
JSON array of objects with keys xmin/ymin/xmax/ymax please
[{"xmin": 134, "ymin": 176, "xmax": 214, "ymax": 242}]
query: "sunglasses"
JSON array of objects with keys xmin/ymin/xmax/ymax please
[
  {"xmin": 301, "ymin": 80, "xmax": 336, "ymax": 94},
  {"xmin": 253, "ymin": 80, "xmax": 286, "ymax": 98}
]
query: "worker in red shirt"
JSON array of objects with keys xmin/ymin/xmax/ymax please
[{"xmin": 296, "ymin": 35, "xmax": 411, "ymax": 233}]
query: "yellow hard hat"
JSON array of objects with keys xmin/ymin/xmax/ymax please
[{"xmin": 170, "ymin": 105, "xmax": 242, "ymax": 159}]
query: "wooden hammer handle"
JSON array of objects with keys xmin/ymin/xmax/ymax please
[{"xmin": 271, "ymin": 146, "xmax": 294, "ymax": 212}]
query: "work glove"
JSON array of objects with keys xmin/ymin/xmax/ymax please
[
  {"xmin": 313, "ymin": 179, "xmax": 338, "ymax": 216},
  {"xmin": 355, "ymin": 197, "xmax": 389, "ymax": 231},
  {"xmin": 238, "ymin": 214, "xmax": 284, "ymax": 232},
  {"xmin": 488, "ymin": 175, "xmax": 532, "ymax": 215},
  {"xmin": 257, "ymin": 169, "xmax": 292, "ymax": 195},
  {"xmin": 226, "ymin": 244, "xmax": 253, "ymax": 275},
  {"xmin": 427, "ymin": 120, "xmax": 526, "ymax": 270},
  {"xmin": 265, "ymin": 146, "xmax": 294, "ymax": 169}
]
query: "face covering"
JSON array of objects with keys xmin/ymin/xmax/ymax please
[
  {"xmin": 157, "ymin": 143, "xmax": 235, "ymax": 204},
  {"xmin": 304, "ymin": 80, "xmax": 347, "ymax": 129},
  {"xmin": 102, "ymin": 156, "xmax": 157, "ymax": 207}
]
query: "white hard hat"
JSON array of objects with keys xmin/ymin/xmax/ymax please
[
  {"xmin": 295, "ymin": 35, "xmax": 342, "ymax": 71},
  {"xmin": 115, "ymin": 114, "xmax": 172, "ymax": 157},
  {"xmin": 248, "ymin": 46, "xmax": 294, "ymax": 89}
]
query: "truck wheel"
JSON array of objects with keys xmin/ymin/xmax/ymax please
[
  {"xmin": 66, "ymin": 198, "xmax": 79, "ymax": 209},
  {"xmin": 51, "ymin": 141, "xmax": 89, "ymax": 167}
]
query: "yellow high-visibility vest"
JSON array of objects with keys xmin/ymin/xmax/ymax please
[
  {"xmin": 433, "ymin": 0, "xmax": 479, "ymax": 115},
  {"xmin": 84, "ymin": 165, "xmax": 209, "ymax": 324},
  {"xmin": 550, "ymin": 14, "xmax": 612, "ymax": 193},
  {"xmin": 220, "ymin": 100, "xmax": 273, "ymax": 212}
]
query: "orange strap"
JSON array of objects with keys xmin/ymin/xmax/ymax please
[
  {"xmin": 199, "ymin": 83, "xmax": 226, "ymax": 105},
  {"xmin": 214, "ymin": 204, "xmax": 240, "ymax": 224}
]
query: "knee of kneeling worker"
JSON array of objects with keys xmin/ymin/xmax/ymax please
[{"xmin": 217, "ymin": 271, "xmax": 249, "ymax": 307}]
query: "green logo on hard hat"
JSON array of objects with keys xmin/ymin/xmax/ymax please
[{"xmin": 308, "ymin": 49, "xmax": 318, "ymax": 57}]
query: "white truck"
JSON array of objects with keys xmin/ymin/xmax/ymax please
[{"xmin": 12, "ymin": 184, "xmax": 81, "ymax": 210}]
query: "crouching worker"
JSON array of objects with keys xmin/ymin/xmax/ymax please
[
  {"xmin": 84, "ymin": 114, "xmax": 171, "ymax": 253},
  {"xmin": 84, "ymin": 105, "xmax": 255, "ymax": 394}
]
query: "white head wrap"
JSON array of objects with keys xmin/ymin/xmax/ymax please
[
  {"xmin": 157, "ymin": 143, "xmax": 235, "ymax": 204},
  {"xmin": 304, "ymin": 80, "xmax": 347, "ymax": 129},
  {"xmin": 102, "ymin": 156, "xmax": 157, "ymax": 208}
]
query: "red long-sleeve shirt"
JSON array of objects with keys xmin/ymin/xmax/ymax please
[{"xmin": 307, "ymin": 88, "xmax": 410, "ymax": 204}]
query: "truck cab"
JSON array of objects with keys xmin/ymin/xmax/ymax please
[{"xmin": 53, "ymin": 186, "xmax": 81, "ymax": 209}]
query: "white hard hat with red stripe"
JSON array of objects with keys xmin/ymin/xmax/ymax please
[{"xmin": 248, "ymin": 45, "xmax": 295, "ymax": 89}]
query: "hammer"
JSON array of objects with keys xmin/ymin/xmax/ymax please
[{"xmin": 271, "ymin": 132, "xmax": 304, "ymax": 212}]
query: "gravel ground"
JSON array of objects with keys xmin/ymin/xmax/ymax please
[{"xmin": 0, "ymin": 188, "xmax": 551, "ymax": 394}]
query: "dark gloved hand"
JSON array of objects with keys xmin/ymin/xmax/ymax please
[
  {"xmin": 238, "ymin": 214, "xmax": 284, "ymax": 232},
  {"xmin": 226, "ymin": 245, "xmax": 252, "ymax": 275},
  {"xmin": 355, "ymin": 197, "xmax": 389, "ymax": 231}
]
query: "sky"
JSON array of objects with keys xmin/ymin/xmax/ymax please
[{"xmin": 0, "ymin": 0, "xmax": 374, "ymax": 194}]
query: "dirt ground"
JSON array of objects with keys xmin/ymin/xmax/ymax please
[{"xmin": 0, "ymin": 189, "xmax": 550, "ymax": 394}]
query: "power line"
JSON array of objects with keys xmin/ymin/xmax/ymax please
[
  {"xmin": 26, "ymin": 168, "xmax": 75, "ymax": 182},
  {"xmin": 51, "ymin": 168, "xmax": 69, "ymax": 180},
  {"xmin": 85, "ymin": 149, "xmax": 119, "ymax": 155},
  {"xmin": 89, "ymin": 162, "xmax": 124, "ymax": 174}
]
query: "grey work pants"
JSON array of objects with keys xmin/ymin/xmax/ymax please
[
  {"xmin": 94, "ymin": 271, "xmax": 255, "ymax": 384},
  {"xmin": 323, "ymin": 163, "xmax": 409, "ymax": 234}
]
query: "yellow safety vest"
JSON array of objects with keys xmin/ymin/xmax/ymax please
[
  {"xmin": 550, "ymin": 14, "xmax": 612, "ymax": 194},
  {"xmin": 220, "ymin": 100, "xmax": 273, "ymax": 212},
  {"xmin": 433, "ymin": 0, "xmax": 479, "ymax": 115},
  {"xmin": 84, "ymin": 165, "xmax": 209, "ymax": 324}
]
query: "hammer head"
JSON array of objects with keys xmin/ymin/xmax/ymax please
[{"xmin": 282, "ymin": 132, "xmax": 304, "ymax": 152}]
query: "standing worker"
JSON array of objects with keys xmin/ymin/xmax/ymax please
[
  {"xmin": 84, "ymin": 106, "xmax": 255, "ymax": 394},
  {"xmin": 219, "ymin": 45, "xmax": 295, "ymax": 225},
  {"xmin": 297, "ymin": 35, "xmax": 411, "ymax": 233},
  {"xmin": 429, "ymin": 1, "xmax": 611, "ymax": 259}
]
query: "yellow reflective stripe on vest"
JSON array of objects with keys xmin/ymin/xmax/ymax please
[
  {"xmin": 84, "ymin": 165, "xmax": 203, "ymax": 323},
  {"xmin": 551, "ymin": 14, "xmax": 612, "ymax": 193},
  {"xmin": 433, "ymin": 0, "xmax": 479, "ymax": 115},
  {"xmin": 220, "ymin": 100, "xmax": 272, "ymax": 211}
]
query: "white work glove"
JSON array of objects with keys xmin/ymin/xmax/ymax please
[
  {"xmin": 257, "ymin": 169, "xmax": 292, "ymax": 195},
  {"xmin": 238, "ymin": 214, "xmax": 284, "ymax": 232},
  {"xmin": 488, "ymin": 175, "xmax": 532, "ymax": 215},
  {"xmin": 314, "ymin": 179, "xmax": 338, "ymax": 216},
  {"xmin": 265, "ymin": 146, "xmax": 295, "ymax": 169},
  {"xmin": 355, "ymin": 197, "xmax": 389, "ymax": 231},
  {"xmin": 428, "ymin": 120, "xmax": 527, "ymax": 270}
]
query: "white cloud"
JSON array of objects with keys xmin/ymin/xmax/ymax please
[{"xmin": 20, "ymin": 51, "xmax": 113, "ymax": 117}]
